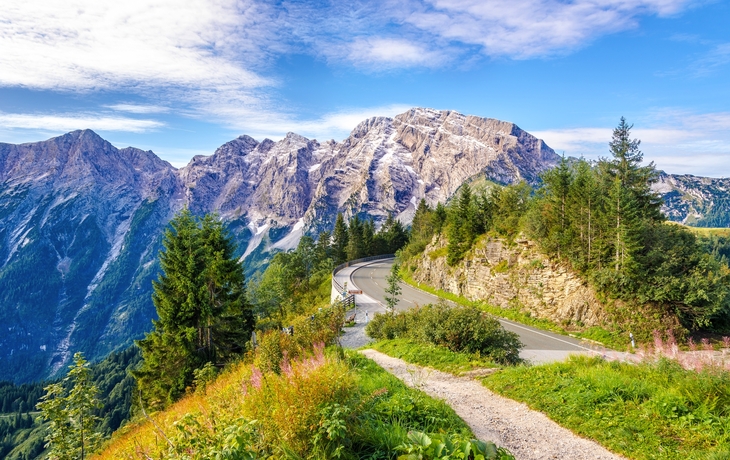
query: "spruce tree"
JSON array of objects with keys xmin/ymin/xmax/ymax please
[
  {"xmin": 411, "ymin": 199, "xmax": 432, "ymax": 243},
  {"xmin": 433, "ymin": 202, "xmax": 448, "ymax": 234},
  {"xmin": 346, "ymin": 215, "xmax": 364, "ymax": 261},
  {"xmin": 384, "ymin": 263, "xmax": 402, "ymax": 311},
  {"xmin": 37, "ymin": 353, "xmax": 101, "ymax": 460},
  {"xmin": 134, "ymin": 209, "xmax": 254, "ymax": 409},
  {"xmin": 331, "ymin": 213, "xmax": 349, "ymax": 265}
]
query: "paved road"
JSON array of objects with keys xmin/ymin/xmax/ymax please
[{"xmin": 350, "ymin": 258, "xmax": 605, "ymax": 363}]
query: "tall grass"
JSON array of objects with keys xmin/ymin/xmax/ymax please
[
  {"xmin": 484, "ymin": 355, "xmax": 730, "ymax": 459},
  {"xmin": 95, "ymin": 344, "xmax": 512, "ymax": 459}
]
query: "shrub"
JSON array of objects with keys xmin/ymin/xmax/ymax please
[{"xmin": 366, "ymin": 303, "xmax": 523, "ymax": 365}]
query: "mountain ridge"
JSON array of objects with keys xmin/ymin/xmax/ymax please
[{"xmin": 0, "ymin": 107, "xmax": 723, "ymax": 383}]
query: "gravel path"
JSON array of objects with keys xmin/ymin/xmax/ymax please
[{"xmin": 360, "ymin": 349, "xmax": 627, "ymax": 460}]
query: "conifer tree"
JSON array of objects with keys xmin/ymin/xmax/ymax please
[
  {"xmin": 601, "ymin": 118, "xmax": 662, "ymax": 274},
  {"xmin": 38, "ymin": 353, "xmax": 101, "ymax": 460},
  {"xmin": 134, "ymin": 209, "xmax": 253, "ymax": 409},
  {"xmin": 433, "ymin": 202, "xmax": 448, "ymax": 234},
  {"xmin": 331, "ymin": 213, "xmax": 349, "ymax": 265},
  {"xmin": 315, "ymin": 231, "xmax": 332, "ymax": 269},
  {"xmin": 346, "ymin": 215, "xmax": 365, "ymax": 261},
  {"xmin": 384, "ymin": 262, "xmax": 402, "ymax": 311},
  {"xmin": 411, "ymin": 199, "xmax": 432, "ymax": 243}
]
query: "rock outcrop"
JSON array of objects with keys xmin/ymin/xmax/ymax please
[{"xmin": 410, "ymin": 235, "xmax": 606, "ymax": 327}]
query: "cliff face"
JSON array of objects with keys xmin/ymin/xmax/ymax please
[{"xmin": 409, "ymin": 235, "xmax": 606, "ymax": 327}]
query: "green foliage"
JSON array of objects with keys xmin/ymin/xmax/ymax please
[
  {"xmin": 134, "ymin": 209, "xmax": 254, "ymax": 410},
  {"xmin": 251, "ymin": 213, "xmax": 410, "ymax": 329},
  {"xmin": 0, "ymin": 345, "xmax": 141, "ymax": 459},
  {"xmin": 37, "ymin": 352, "xmax": 102, "ymax": 460},
  {"xmin": 385, "ymin": 262, "xmax": 403, "ymax": 311},
  {"xmin": 397, "ymin": 430, "xmax": 513, "ymax": 460},
  {"xmin": 366, "ymin": 303, "xmax": 523, "ymax": 365},
  {"xmin": 484, "ymin": 355, "xmax": 730, "ymax": 459},
  {"xmin": 250, "ymin": 235, "xmax": 334, "ymax": 326},
  {"xmin": 399, "ymin": 118, "xmax": 730, "ymax": 334},
  {"xmin": 370, "ymin": 339, "xmax": 497, "ymax": 375}
]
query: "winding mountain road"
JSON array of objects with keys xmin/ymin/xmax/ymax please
[{"xmin": 343, "ymin": 258, "xmax": 609, "ymax": 364}]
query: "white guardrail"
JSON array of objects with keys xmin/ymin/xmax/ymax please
[{"xmin": 331, "ymin": 254, "xmax": 395, "ymax": 302}]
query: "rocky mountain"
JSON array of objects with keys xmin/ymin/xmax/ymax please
[
  {"xmin": 0, "ymin": 107, "xmax": 558, "ymax": 383},
  {"xmin": 654, "ymin": 172, "xmax": 730, "ymax": 227}
]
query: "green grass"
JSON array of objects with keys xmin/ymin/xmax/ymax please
[
  {"xmin": 681, "ymin": 225, "xmax": 730, "ymax": 238},
  {"xmin": 367, "ymin": 339, "xmax": 498, "ymax": 375},
  {"xmin": 483, "ymin": 355, "xmax": 730, "ymax": 460},
  {"xmin": 347, "ymin": 351, "xmax": 473, "ymax": 436},
  {"xmin": 401, "ymin": 272, "xmax": 627, "ymax": 350}
]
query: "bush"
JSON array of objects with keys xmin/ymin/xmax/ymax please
[{"xmin": 366, "ymin": 303, "xmax": 523, "ymax": 365}]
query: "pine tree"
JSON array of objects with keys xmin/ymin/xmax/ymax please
[
  {"xmin": 331, "ymin": 213, "xmax": 349, "ymax": 265},
  {"xmin": 37, "ymin": 353, "xmax": 101, "ymax": 460},
  {"xmin": 384, "ymin": 263, "xmax": 402, "ymax": 311},
  {"xmin": 134, "ymin": 209, "xmax": 254, "ymax": 409},
  {"xmin": 433, "ymin": 202, "xmax": 448, "ymax": 234},
  {"xmin": 346, "ymin": 215, "xmax": 364, "ymax": 261},
  {"xmin": 601, "ymin": 118, "xmax": 662, "ymax": 275},
  {"xmin": 541, "ymin": 156, "xmax": 573, "ymax": 259},
  {"xmin": 411, "ymin": 199, "xmax": 432, "ymax": 243}
]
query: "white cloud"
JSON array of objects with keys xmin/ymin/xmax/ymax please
[
  {"xmin": 532, "ymin": 110, "xmax": 730, "ymax": 177},
  {"xmin": 399, "ymin": 0, "xmax": 693, "ymax": 59},
  {"xmin": 0, "ymin": 0, "xmax": 276, "ymax": 100},
  {"xmin": 107, "ymin": 104, "xmax": 170, "ymax": 114},
  {"xmin": 0, "ymin": 112, "xmax": 164, "ymax": 133},
  {"xmin": 347, "ymin": 38, "xmax": 446, "ymax": 67},
  {"xmin": 220, "ymin": 104, "xmax": 415, "ymax": 142}
]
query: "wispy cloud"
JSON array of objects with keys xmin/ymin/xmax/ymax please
[
  {"xmin": 106, "ymin": 104, "xmax": 170, "ymax": 114},
  {"xmin": 347, "ymin": 38, "xmax": 447, "ymax": 68},
  {"xmin": 226, "ymin": 104, "xmax": 415, "ymax": 142},
  {"xmin": 532, "ymin": 110, "xmax": 730, "ymax": 177},
  {"xmin": 0, "ymin": 0, "xmax": 701, "ymax": 135},
  {"xmin": 692, "ymin": 43, "xmax": 730, "ymax": 76},
  {"xmin": 0, "ymin": 112, "xmax": 164, "ymax": 133},
  {"xmin": 398, "ymin": 0, "xmax": 692, "ymax": 59},
  {"xmin": 0, "ymin": 0, "xmax": 279, "ymax": 128}
]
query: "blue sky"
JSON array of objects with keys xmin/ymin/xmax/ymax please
[{"xmin": 1, "ymin": 0, "xmax": 729, "ymax": 176}]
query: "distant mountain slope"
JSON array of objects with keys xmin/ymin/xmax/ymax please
[
  {"xmin": 654, "ymin": 172, "xmax": 730, "ymax": 227},
  {"xmin": 0, "ymin": 107, "xmax": 559, "ymax": 382}
]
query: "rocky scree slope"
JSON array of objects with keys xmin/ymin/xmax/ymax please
[
  {"xmin": 653, "ymin": 172, "xmax": 730, "ymax": 227},
  {"xmin": 0, "ymin": 107, "xmax": 559, "ymax": 383}
]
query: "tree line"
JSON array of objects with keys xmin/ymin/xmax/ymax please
[
  {"xmin": 250, "ymin": 212, "xmax": 409, "ymax": 328},
  {"xmin": 403, "ymin": 118, "xmax": 730, "ymax": 331}
]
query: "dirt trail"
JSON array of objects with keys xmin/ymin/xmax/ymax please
[{"xmin": 360, "ymin": 349, "xmax": 627, "ymax": 460}]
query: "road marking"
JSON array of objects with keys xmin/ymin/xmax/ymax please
[
  {"xmin": 347, "ymin": 258, "xmax": 598, "ymax": 354},
  {"xmin": 497, "ymin": 319, "xmax": 595, "ymax": 352}
]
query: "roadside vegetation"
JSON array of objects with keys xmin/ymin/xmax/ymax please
[
  {"xmin": 400, "ymin": 118, "xmax": 730, "ymax": 344},
  {"xmin": 96, "ymin": 306, "xmax": 514, "ymax": 459},
  {"xmin": 368, "ymin": 339, "xmax": 498, "ymax": 375},
  {"xmin": 366, "ymin": 303, "xmax": 523, "ymax": 366},
  {"xmin": 36, "ymin": 206, "xmax": 514, "ymax": 459},
  {"xmin": 483, "ymin": 355, "xmax": 730, "ymax": 460}
]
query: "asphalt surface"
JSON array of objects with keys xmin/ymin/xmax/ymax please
[{"xmin": 350, "ymin": 258, "xmax": 602, "ymax": 363}]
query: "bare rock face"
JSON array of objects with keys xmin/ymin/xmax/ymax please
[
  {"xmin": 410, "ymin": 235, "xmax": 607, "ymax": 327},
  {"xmin": 653, "ymin": 172, "xmax": 730, "ymax": 227},
  {"xmin": 179, "ymin": 107, "xmax": 561, "ymax": 254}
]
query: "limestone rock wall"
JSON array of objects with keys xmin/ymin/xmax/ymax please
[{"xmin": 410, "ymin": 235, "xmax": 606, "ymax": 327}]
